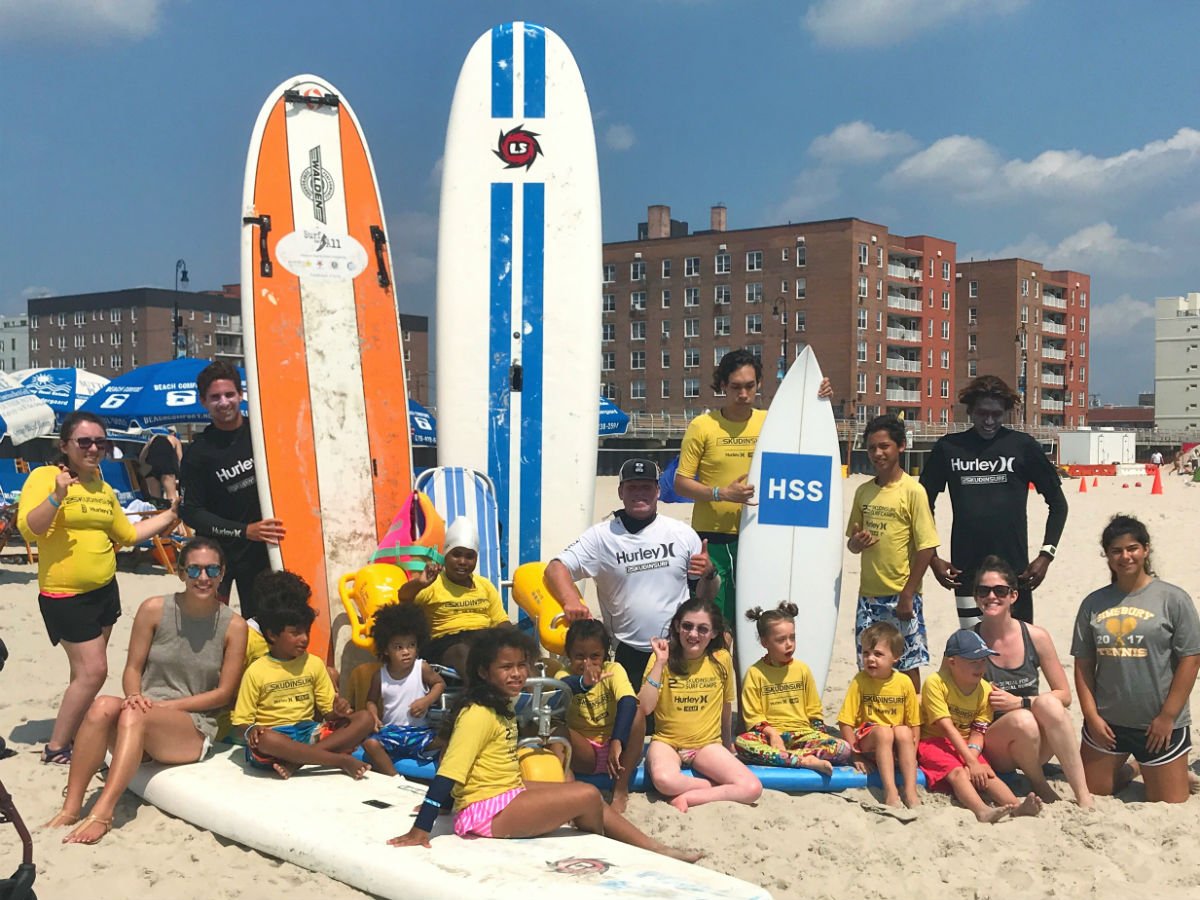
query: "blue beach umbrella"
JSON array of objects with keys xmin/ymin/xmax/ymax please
[
  {"xmin": 15, "ymin": 367, "xmax": 109, "ymax": 423},
  {"xmin": 408, "ymin": 399, "xmax": 436, "ymax": 447},
  {"xmin": 598, "ymin": 397, "xmax": 630, "ymax": 437},
  {"xmin": 0, "ymin": 370, "xmax": 57, "ymax": 444},
  {"xmin": 80, "ymin": 358, "xmax": 247, "ymax": 429}
]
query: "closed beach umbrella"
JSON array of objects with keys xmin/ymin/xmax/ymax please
[
  {"xmin": 408, "ymin": 399, "xmax": 437, "ymax": 446},
  {"xmin": 0, "ymin": 370, "xmax": 57, "ymax": 444},
  {"xmin": 598, "ymin": 397, "xmax": 630, "ymax": 436},
  {"xmin": 14, "ymin": 367, "xmax": 109, "ymax": 423},
  {"xmin": 80, "ymin": 358, "xmax": 247, "ymax": 429}
]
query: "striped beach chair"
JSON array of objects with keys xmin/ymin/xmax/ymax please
[{"xmin": 414, "ymin": 467, "xmax": 504, "ymax": 590}]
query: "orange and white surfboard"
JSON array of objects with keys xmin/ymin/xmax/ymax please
[{"xmin": 241, "ymin": 75, "xmax": 412, "ymax": 664}]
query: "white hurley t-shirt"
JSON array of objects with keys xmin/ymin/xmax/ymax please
[{"xmin": 555, "ymin": 513, "xmax": 702, "ymax": 651}]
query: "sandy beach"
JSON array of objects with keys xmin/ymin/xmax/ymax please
[{"xmin": 3, "ymin": 468, "xmax": 1199, "ymax": 899}]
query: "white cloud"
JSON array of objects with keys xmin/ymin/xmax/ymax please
[
  {"xmin": 387, "ymin": 211, "xmax": 436, "ymax": 286},
  {"xmin": 809, "ymin": 121, "xmax": 918, "ymax": 164},
  {"xmin": 891, "ymin": 128, "xmax": 1200, "ymax": 202},
  {"xmin": 804, "ymin": 0, "xmax": 1028, "ymax": 48},
  {"xmin": 20, "ymin": 286, "xmax": 52, "ymax": 300},
  {"xmin": 604, "ymin": 124, "xmax": 636, "ymax": 152},
  {"xmin": 1164, "ymin": 199, "xmax": 1200, "ymax": 224},
  {"xmin": 0, "ymin": 0, "xmax": 168, "ymax": 42},
  {"xmin": 971, "ymin": 222, "xmax": 1164, "ymax": 274},
  {"xmin": 769, "ymin": 167, "xmax": 842, "ymax": 222},
  {"xmin": 1089, "ymin": 294, "xmax": 1156, "ymax": 339}
]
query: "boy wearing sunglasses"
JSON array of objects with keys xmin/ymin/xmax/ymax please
[{"xmin": 846, "ymin": 414, "xmax": 940, "ymax": 692}]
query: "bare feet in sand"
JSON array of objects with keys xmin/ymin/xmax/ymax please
[
  {"xmin": 1012, "ymin": 793, "xmax": 1043, "ymax": 818},
  {"xmin": 662, "ymin": 845, "xmax": 705, "ymax": 863},
  {"xmin": 1032, "ymin": 782, "xmax": 1063, "ymax": 804},
  {"xmin": 610, "ymin": 789, "xmax": 629, "ymax": 814},
  {"xmin": 882, "ymin": 789, "xmax": 903, "ymax": 808},
  {"xmin": 669, "ymin": 795, "xmax": 691, "ymax": 813},
  {"xmin": 44, "ymin": 810, "xmax": 80, "ymax": 829},
  {"xmin": 903, "ymin": 786, "xmax": 922, "ymax": 809},
  {"xmin": 974, "ymin": 805, "xmax": 1012, "ymax": 824}
]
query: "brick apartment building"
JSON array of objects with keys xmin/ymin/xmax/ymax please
[
  {"xmin": 26, "ymin": 286, "xmax": 431, "ymax": 405},
  {"xmin": 601, "ymin": 206, "xmax": 957, "ymax": 425},
  {"xmin": 956, "ymin": 261, "xmax": 1091, "ymax": 428}
]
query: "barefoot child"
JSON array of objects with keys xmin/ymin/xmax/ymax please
[
  {"xmin": 231, "ymin": 572, "xmax": 374, "ymax": 779},
  {"xmin": 361, "ymin": 603, "xmax": 446, "ymax": 777},
  {"xmin": 837, "ymin": 622, "xmax": 921, "ymax": 807},
  {"xmin": 639, "ymin": 598, "xmax": 763, "ymax": 812},
  {"xmin": 555, "ymin": 620, "xmax": 645, "ymax": 812},
  {"xmin": 738, "ymin": 602, "xmax": 851, "ymax": 774},
  {"xmin": 919, "ymin": 629, "xmax": 1043, "ymax": 823},
  {"xmin": 388, "ymin": 626, "xmax": 700, "ymax": 862}
]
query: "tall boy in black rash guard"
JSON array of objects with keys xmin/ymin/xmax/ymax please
[
  {"xmin": 180, "ymin": 361, "xmax": 285, "ymax": 619},
  {"xmin": 920, "ymin": 375, "xmax": 1067, "ymax": 628}
]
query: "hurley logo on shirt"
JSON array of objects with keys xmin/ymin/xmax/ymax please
[
  {"xmin": 950, "ymin": 457, "xmax": 1015, "ymax": 474},
  {"xmin": 615, "ymin": 543, "xmax": 676, "ymax": 573}
]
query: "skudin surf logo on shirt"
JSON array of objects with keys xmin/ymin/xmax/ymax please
[
  {"xmin": 950, "ymin": 456, "xmax": 1016, "ymax": 485},
  {"xmin": 616, "ymin": 543, "xmax": 675, "ymax": 573},
  {"xmin": 494, "ymin": 125, "xmax": 542, "ymax": 170}
]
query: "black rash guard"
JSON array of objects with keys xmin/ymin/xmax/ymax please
[{"xmin": 919, "ymin": 426, "xmax": 1067, "ymax": 586}]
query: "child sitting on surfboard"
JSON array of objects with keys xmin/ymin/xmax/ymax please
[
  {"xmin": 846, "ymin": 413, "xmax": 940, "ymax": 693},
  {"xmin": 918, "ymin": 630, "xmax": 1043, "ymax": 823},
  {"xmin": 555, "ymin": 620, "xmax": 645, "ymax": 812},
  {"xmin": 388, "ymin": 625, "xmax": 701, "ymax": 862},
  {"xmin": 231, "ymin": 571, "xmax": 374, "ymax": 779},
  {"xmin": 737, "ymin": 602, "xmax": 851, "ymax": 773},
  {"xmin": 398, "ymin": 518, "xmax": 506, "ymax": 675},
  {"xmin": 638, "ymin": 598, "xmax": 762, "ymax": 812},
  {"xmin": 360, "ymin": 603, "xmax": 446, "ymax": 776},
  {"xmin": 837, "ymin": 622, "xmax": 922, "ymax": 808}
]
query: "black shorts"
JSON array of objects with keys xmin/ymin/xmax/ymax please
[
  {"xmin": 143, "ymin": 436, "xmax": 179, "ymax": 479},
  {"xmin": 1082, "ymin": 721, "xmax": 1192, "ymax": 767},
  {"xmin": 38, "ymin": 580, "xmax": 121, "ymax": 646},
  {"xmin": 424, "ymin": 629, "xmax": 489, "ymax": 667}
]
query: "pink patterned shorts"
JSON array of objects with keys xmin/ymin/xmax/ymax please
[{"xmin": 453, "ymin": 786, "xmax": 525, "ymax": 838}]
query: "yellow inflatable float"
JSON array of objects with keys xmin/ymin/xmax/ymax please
[
  {"xmin": 510, "ymin": 561, "xmax": 570, "ymax": 656},
  {"xmin": 338, "ymin": 563, "xmax": 409, "ymax": 650}
]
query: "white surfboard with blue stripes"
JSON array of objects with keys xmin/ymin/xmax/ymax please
[{"xmin": 436, "ymin": 22, "xmax": 602, "ymax": 587}]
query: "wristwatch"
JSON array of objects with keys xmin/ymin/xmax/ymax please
[{"xmin": 1039, "ymin": 544, "xmax": 1057, "ymax": 559}]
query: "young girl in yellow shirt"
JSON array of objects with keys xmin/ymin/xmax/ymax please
[
  {"xmin": 639, "ymin": 598, "xmax": 763, "ymax": 812},
  {"xmin": 389, "ymin": 626, "xmax": 699, "ymax": 861}
]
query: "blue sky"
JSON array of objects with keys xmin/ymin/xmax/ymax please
[{"xmin": 2, "ymin": 0, "xmax": 1198, "ymax": 404}]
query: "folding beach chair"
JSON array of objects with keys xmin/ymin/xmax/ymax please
[
  {"xmin": 100, "ymin": 459, "xmax": 180, "ymax": 570},
  {"xmin": 0, "ymin": 460, "xmax": 34, "ymax": 564}
]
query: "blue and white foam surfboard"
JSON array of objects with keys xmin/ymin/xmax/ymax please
[{"xmin": 436, "ymin": 23, "xmax": 602, "ymax": 592}]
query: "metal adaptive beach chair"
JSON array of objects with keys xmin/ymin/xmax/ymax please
[
  {"xmin": 0, "ymin": 460, "xmax": 34, "ymax": 564},
  {"xmin": 413, "ymin": 467, "xmax": 504, "ymax": 594}
]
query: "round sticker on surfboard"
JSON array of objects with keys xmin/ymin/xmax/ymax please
[{"xmin": 274, "ymin": 228, "xmax": 368, "ymax": 279}]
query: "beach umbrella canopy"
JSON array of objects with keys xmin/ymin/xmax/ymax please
[
  {"xmin": 79, "ymin": 358, "xmax": 247, "ymax": 429},
  {"xmin": 598, "ymin": 397, "xmax": 630, "ymax": 437},
  {"xmin": 14, "ymin": 367, "xmax": 109, "ymax": 422},
  {"xmin": 0, "ymin": 370, "xmax": 57, "ymax": 444},
  {"xmin": 408, "ymin": 399, "xmax": 436, "ymax": 447}
]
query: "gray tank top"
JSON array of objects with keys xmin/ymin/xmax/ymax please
[
  {"xmin": 976, "ymin": 620, "xmax": 1041, "ymax": 700},
  {"xmin": 142, "ymin": 593, "xmax": 235, "ymax": 741}
]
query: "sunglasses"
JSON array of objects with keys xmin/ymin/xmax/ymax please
[
  {"xmin": 70, "ymin": 437, "xmax": 109, "ymax": 450},
  {"xmin": 973, "ymin": 584, "xmax": 1016, "ymax": 600},
  {"xmin": 679, "ymin": 622, "xmax": 712, "ymax": 636},
  {"xmin": 185, "ymin": 564, "xmax": 223, "ymax": 579}
]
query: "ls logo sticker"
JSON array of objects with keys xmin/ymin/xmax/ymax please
[{"xmin": 757, "ymin": 452, "xmax": 832, "ymax": 528}]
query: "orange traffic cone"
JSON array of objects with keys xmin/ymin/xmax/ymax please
[
  {"xmin": 1135, "ymin": 481, "xmax": 1143, "ymax": 488},
  {"xmin": 1092, "ymin": 477, "xmax": 1099, "ymax": 487},
  {"xmin": 1151, "ymin": 466, "xmax": 1164, "ymax": 495},
  {"xmin": 1122, "ymin": 483, "xmax": 1130, "ymax": 489},
  {"xmin": 1078, "ymin": 477, "xmax": 1087, "ymax": 493}
]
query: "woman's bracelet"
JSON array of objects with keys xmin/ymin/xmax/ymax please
[
  {"xmin": 46, "ymin": 493, "xmax": 61, "ymax": 508},
  {"xmin": 966, "ymin": 742, "xmax": 982, "ymax": 752},
  {"xmin": 711, "ymin": 485, "xmax": 720, "ymax": 501},
  {"xmin": 646, "ymin": 677, "xmax": 662, "ymax": 689}
]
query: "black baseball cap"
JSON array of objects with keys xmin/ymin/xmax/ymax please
[{"xmin": 619, "ymin": 458, "xmax": 659, "ymax": 483}]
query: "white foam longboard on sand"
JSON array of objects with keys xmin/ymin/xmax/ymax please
[
  {"xmin": 128, "ymin": 748, "xmax": 771, "ymax": 899},
  {"xmin": 436, "ymin": 22, "xmax": 602, "ymax": 582},
  {"xmin": 736, "ymin": 347, "xmax": 843, "ymax": 690}
]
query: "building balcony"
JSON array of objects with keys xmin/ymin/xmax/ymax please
[
  {"xmin": 886, "ymin": 357, "xmax": 921, "ymax": 372},
  {"xmin": 1042, "ymin": 347, "xmax": 1066, "ymax": 360},
  {"xmin": 886, "ymin": 265, "xmax": 922, "ymax": 282},
  {"xmin": 1042, "ymin": 373, "xmax": 1065, "ymax": 387},
  {"xmin": 1043, "ymin": 294, "xmax": 1067, "ymax": 310},
  {"xmin": 1041, "ymin": 398, "xmax": 1065, "ymax": 412},
  {"xmin": 885, "ymin": 388, "xmax": 921, "ymax": 403},
  {"xmin": 886, "ymin": 327, "xmax": 922, "ymax": 343},
  {"xmin": 1043, "ymin": 321, "xmax": 1067, "ymax": 335},
  {"xmin": 887, "ymin": 294, "xmax": 922, "ymax": 312}
]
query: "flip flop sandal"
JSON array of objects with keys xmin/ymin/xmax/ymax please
[
  {"xmin": 64, "ymin": 814, "xmax": 112, "ymax": 845},
  {"xmin": 41, "ymin": 744, "xmax": 73, "ymax": 765}
]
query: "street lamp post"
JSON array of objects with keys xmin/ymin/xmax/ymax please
[
  {"xmin": 174, "ymin": 259, "xmax": 189, "ymax": 359},
  {"xmin": 1015, "ymin": 323, "xmax": 1028, "ymax": 426}
]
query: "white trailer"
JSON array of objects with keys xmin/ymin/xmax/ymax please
[{"xmin": 1058, "ymin": 429, "xmax": 1136, "ymax": 466}]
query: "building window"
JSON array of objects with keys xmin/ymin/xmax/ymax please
[
  {"xmin": 203, "ymin": 334, "xmax": 212, "ymax": 346},
  {"xmin": 661, "ymin": 379, "xmax": 671, "ymax": 399},
  {"xmin": 873, "ymin": 374, "xmax": 882, "ymax": 394},
  {"xmin": 968, "ymin": 360, "xmax": 978, "ymax": 377},
  {"xmin": 130, "ymin": 308, "xmax": 137, "ymax": 323},
  {"xmin": 942, "ymin": 261, "xmax": 951, "ymax": 281},
  {"xmin": 661, "ymin": 350, "xmax": 671, "ymax": 369},
  {"xmin": 929, "ymin": 258, "xmax": 936, "ymax": 278},
  {"xmin": 795, "ymin": 278, "xmax": 806, "ymax": 300},
  {"xmin": 684, "ymin": 378, "xmax": 700, "ymax": 398},
  {"xmin": 857, "ymin": 308, "xmax": 867, "ymax": 330},
  {"xmin": 30, "ymin": 316, "xmax": 38, "ymax": 330},
  {"xmin": 714, "ymin": 253, "xmax": 730, "ymax": 275},
  {"xmin": 781, "ymin": 247, "xmax": 789, "ymax": 262},
  {"xmin": 1080, "ymin": 343, "xmax": 1086, "ymax": 358},
  {"xmin": 1080, "ymin": 318, "xmax": 1087, "ymax": 334},
  {"xmin": 858, "ymin": 276, "xmax": 868, "ymax": 298},
  {"xmin": 602, "ymin": 264, "xmax": 615, "ymax": 284},
  {"xmin": 111, "ymin": 354, "xmax": 122, "ymax": 369},
  {"xmin": 747, "ymin": 344, "xmax": 762, "ymax": 359},
  {"xmin": 56, "ymin": 313, "xmax": 66, "ymax": 326},
  {"xmin": 940, "ymin": 409, "xmax": 948, "ymax": 425},
  {"xmin": 630, "ymin": 351, "xmax": 646, "ymax": 369},
  {"xmin": 602, "ymin": 323, "xmax": 614, "ymax": 342},
  {"xmin": 746, "ymin": 283, "xmax": 763, "ymax": 304},
  {"xmin": 602, "ymin": 293, "xmax": 615, "ymax": 313},
  {"xmin": 942, "ymin": 291, "xmax": 950, "ymax": 310},
  {"xmin": 859, "ymin": 244, "xmax": 869, "ymax": 266},
  {"xmin": 1079, "ymin": 367, "xmax": 1086, "ymax": 381},
  {"xmin": 715, "ymin": 285, "xmax": 731, "ymax": 305},
  {"xmin": 30, "ymin": 337, "xmax": 38, "ymax": 351},
  {"xmin": 631, "ymin": 261, "xmax": 645, "ymax": 281},
  {"xmin": 941, "ymin": 350, "xmax": 950, "ymax": 369},
  {"xmin": 969, "ymin": 280, "xmax": 978, "ymax": 298},
  {"xmin": 746, "ymin": 314, "xmax": 763, "ymax": 334},
  {"xmin": 713, "ymin": 316, "xmax": 731, "ymax": 336},
  {"xmin": 661, "ymin": 259, "xmax": 672, "ymax": 278},
  {"xmin": 928, "ymin": 289, "xmax": 934, "ymax": 308},
  {"xmin": 875, "ymin": 311, "xmax": 883, "ymax": 332},
  {"xmin": 661, "ymin": 289, "xmax": 672, "ymax": 308},
  {"xmin": 746, "ymin": 250, "xmax": 763, "ymax": 272},
  {"xmin": 630, "ymin": 322, "xmax": 646, "ymax": 341},
  {"xmin": 968, "ymin": 334, "xmax": 977, "ymax": 352},
  {"xmin": 685, "ymin": 287, "xmax": 700, "ymax": 307},
  {"xmin": 74, "ymin": 311, "xmax": 85, "ymax": 325},
  {"xmin": 1021, "ymin": 279, "xmax": 1029, "ymax": 297},
  {"xmin": 795, "ymin": 242, "xmax": 806, "ymax": 267},
  {"xmin": 713, "ymin": 346, "xmax": 729, "ymax": 365},
  {"xmin": 684, "ymin": 348, "xmax": 700, "ymax": 368},
  {"xmin": 685, "ymin": 318, "xmax": 701, "ymax": 338},
  {"xmin": 876, "ymin": 280, "xmax": 883, "ymax": 300},
  {"xmin": 601, "ymin": 382, "xmax": 617, "ymax": 400},
  {"xmin": 877, "ymin": 247, "xmax": 884, "ymax": 267},
  {"xmin": 928, "ymin": 319, "xmax": 934, "ymax": 338},
  {"xmin": 857, "ymin": 372, "xmax": 866, "ymax": 394},
  {"xmin": 968, "ymin": 307, "xmax": 978, "ymax": 325},
  {"xmin": 74, "ymin": 334, "xmax": 84, "ymax": 348},
  {"xmin": 630, "ymin": 291, "xmax": 646, "ymax": 311},
  {"xmin": 941, "ymin": 379, "xmax": 950, "ymax": 399},
  {"xmin": 795, "ymin": 311, "xmax": 806, "ymax": 332},
  {"xmin": 630, "ymin": 380, "xmax": 646, "ymax": 400},
  {"xmin": 685, "ymin": 256, "xmax": 701, "ymax": 277},
  {"xmin": 601, "ymin": 352, "xmax": 614, "ymax": 371},
  {"xmin": 875, "ymin": 343, "xmax": 882, "ymax": 363},
  {"xmin": 857, "ymin": 340, "xmax": 867, "ymax": 363},
  {"xmin": 661, "ymin": 320, "xmax": 671, "ymax": 338},
  {"xmin": 941, "ymin": 321, "xmax": 950, "ymax": 340},
  {"xmin": 1081, "ymin": 292, "xmax": 1088, "ymax": 308}
]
